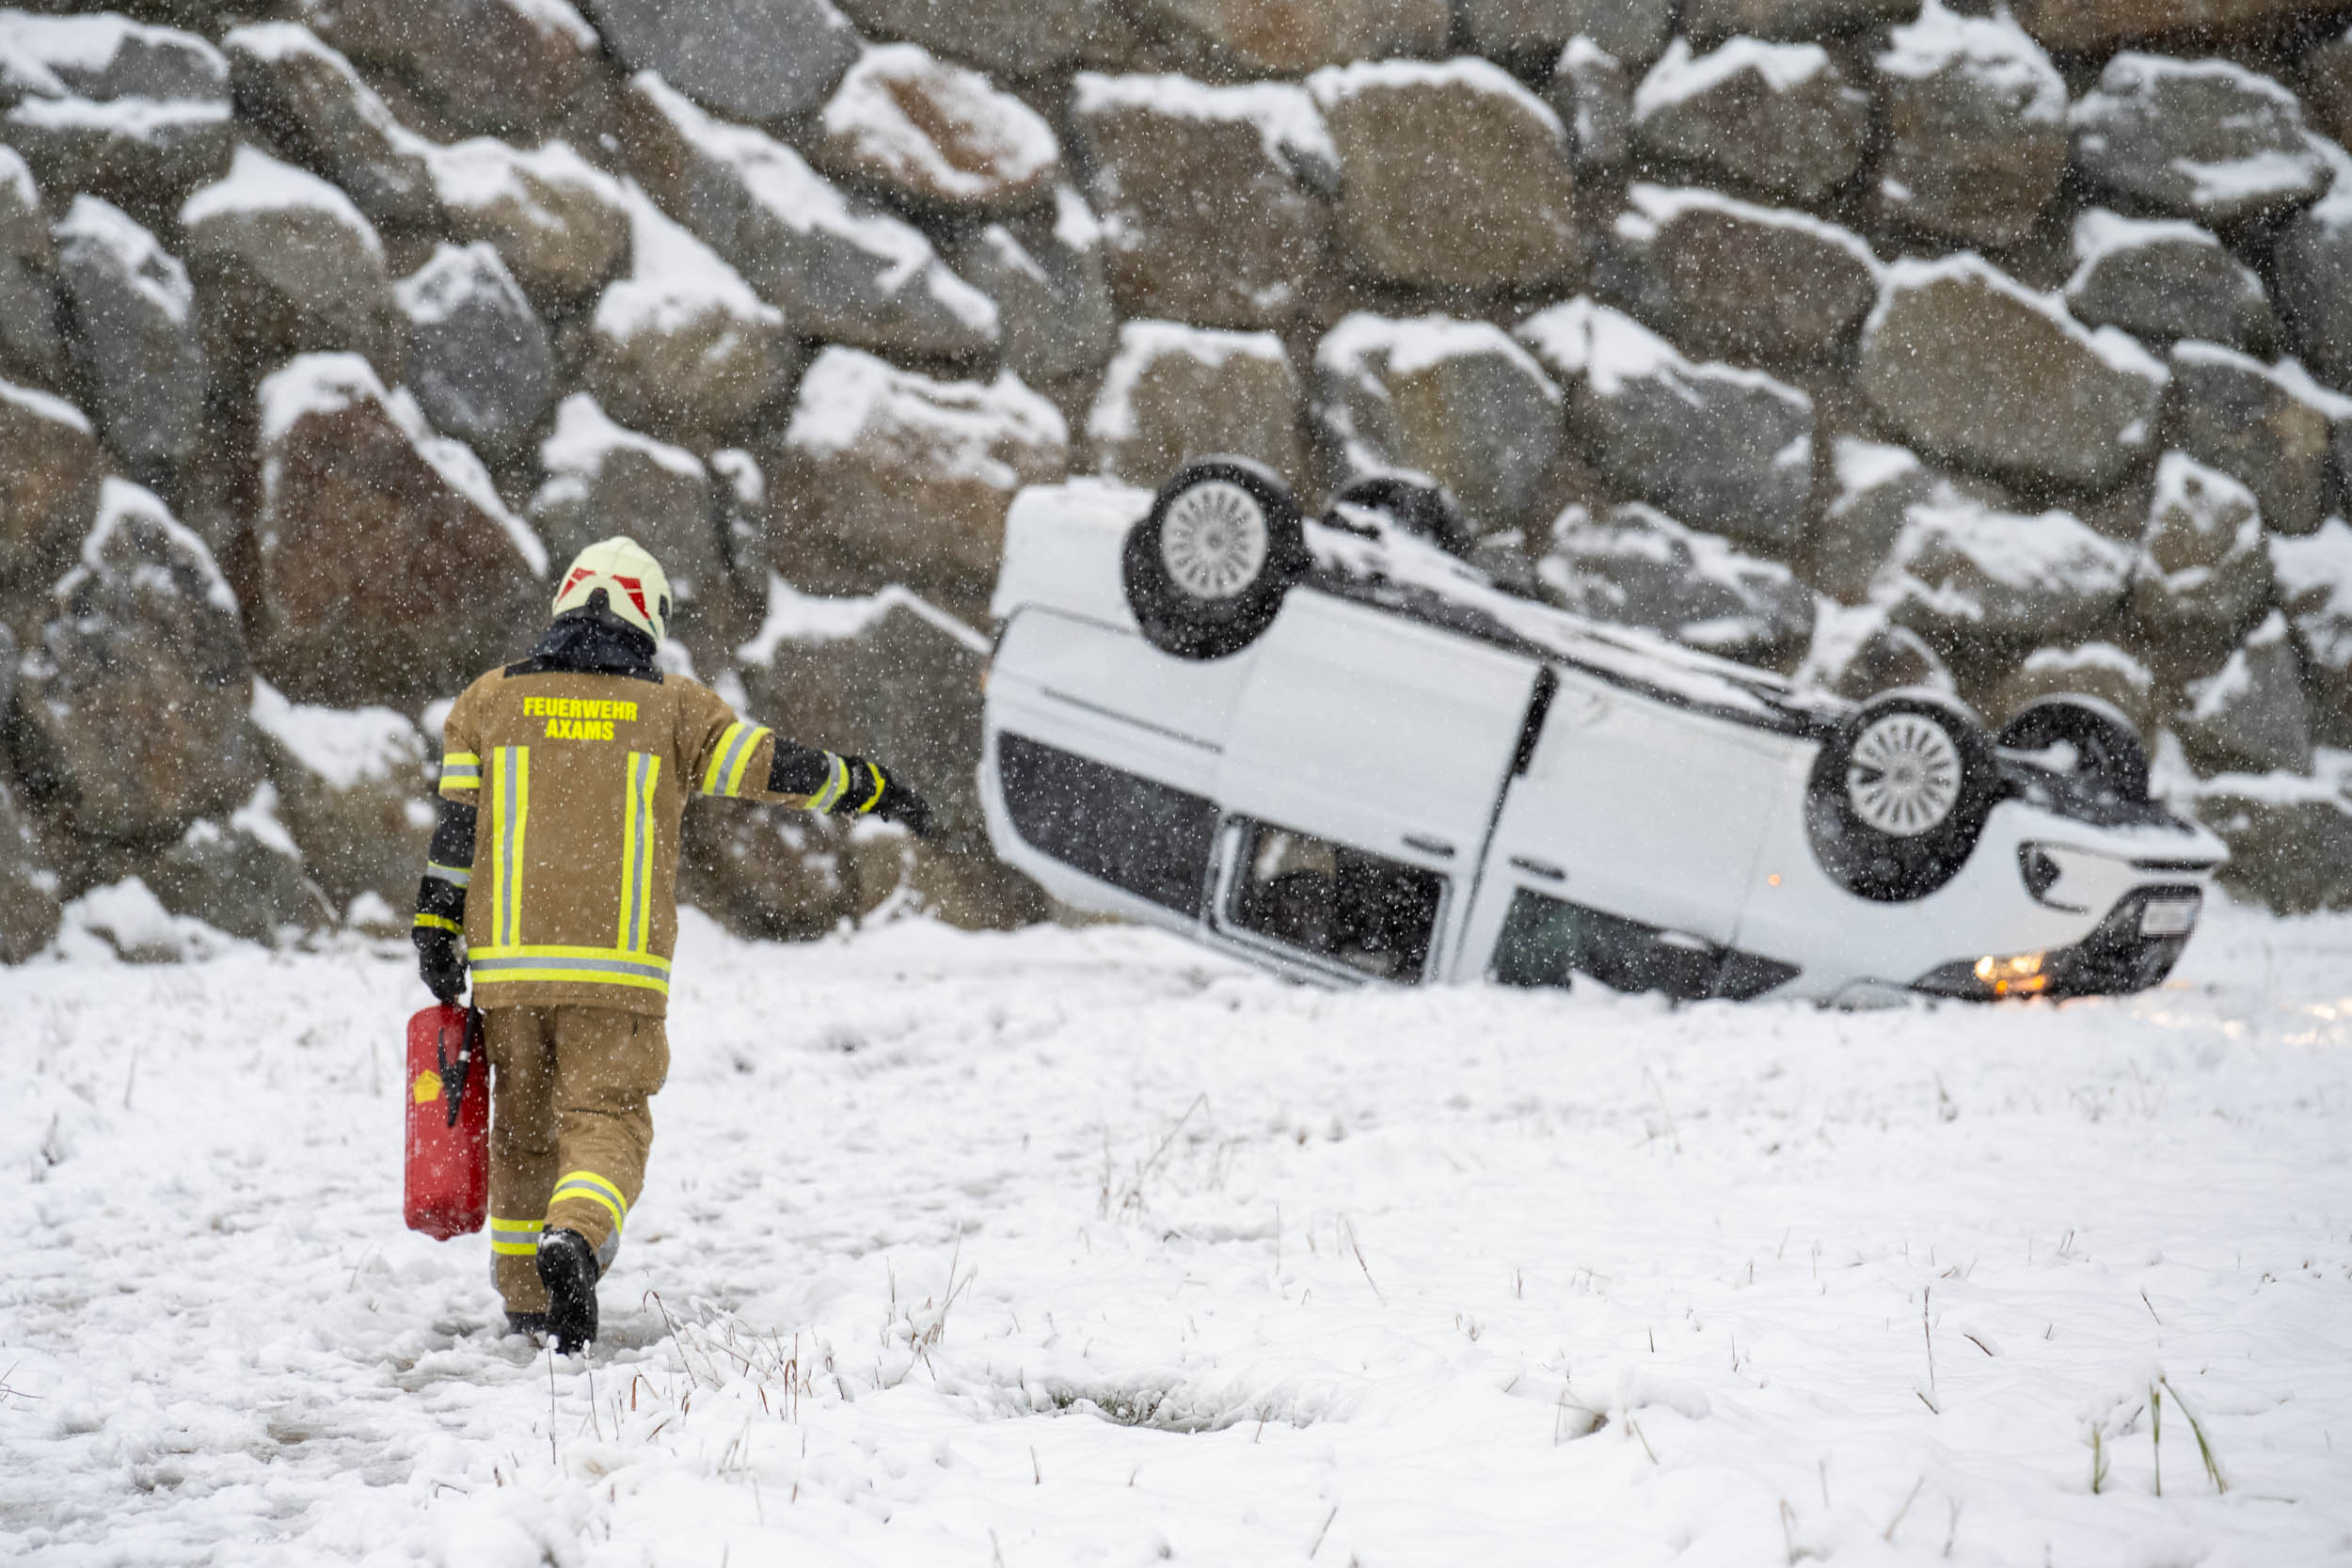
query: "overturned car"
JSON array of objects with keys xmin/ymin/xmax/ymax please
[{"xmin": 979, "ymin": 459, "xmax": 2226, "ymax": 1004}]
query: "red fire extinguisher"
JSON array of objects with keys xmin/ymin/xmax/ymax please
[{"xmin": 405, "ymin": 1005, "xmax": 489, "ymax": 1240}]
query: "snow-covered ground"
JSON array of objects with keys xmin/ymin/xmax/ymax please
[{"xmin": 5, "ymin": 898, "xmax": 2350, "ymax": 1566}]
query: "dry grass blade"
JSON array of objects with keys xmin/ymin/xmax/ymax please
[
  {"xmin": 2160, "ymin": 1377, "xmax": 2228, "ymax": 1493},
  {"xmin": 1883, "ymin": 1477, "xmax": 1925, "ymax": 1543}
]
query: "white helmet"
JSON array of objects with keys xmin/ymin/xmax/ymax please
[{"xmin": 552, "ymin": 536, "xmax": 671, "ymax": 643}]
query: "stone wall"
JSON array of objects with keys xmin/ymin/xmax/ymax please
[{"xmin": 8, "ymin": 0, "xmax": 2352, "ymax": 958}]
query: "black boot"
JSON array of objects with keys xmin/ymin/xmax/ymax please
[
  {"xmin": 504, "ymin": 1311, "xmax": 549, "ymax": 1341},
  {"xmin": 535, "ymin": 1228, "xmax": 599, "ymax": 1354}
]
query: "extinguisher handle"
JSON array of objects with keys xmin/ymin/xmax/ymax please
[{"xmin": 445, "ymin": 1006, "xmax": 484, "ymax": 1130}]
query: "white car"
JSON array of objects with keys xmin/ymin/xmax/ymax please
[{"xmin": 978, "ymin": 459, "xmax": 2227, "ymax": 1005}]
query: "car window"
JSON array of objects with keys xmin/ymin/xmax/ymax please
[
  {"xmin": 1228, "ymin": 821, "xmax": 1442, "ymax": 982},
  {"xmin": 1491, "ymin": 887, "xmax": 1797, "ymax": 1001},
  {"xmin": 997, "ymin": 733, "xmax": 1219, "ymax": 914}
]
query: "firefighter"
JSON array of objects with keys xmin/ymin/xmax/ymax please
[{"xmin": 411, "ymin": 537, "xmax": 931, "ymax": 1354}]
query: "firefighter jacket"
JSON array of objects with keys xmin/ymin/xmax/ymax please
[{"xmin": 413, "ymin": 636, "xmax": 888, "ymax": 1018}]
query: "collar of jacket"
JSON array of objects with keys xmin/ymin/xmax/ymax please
[{"xmin": 524, "ymin": 608, "xmax": 659, "ymax": 676}]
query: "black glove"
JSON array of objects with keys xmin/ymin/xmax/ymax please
[
  {"xmin": 834, "ymin": 756, "xmax": 934, "ymax": 838},
  {"xmin": 413, "ymin": 925, "xmax": 467, "ymax": 1005}
]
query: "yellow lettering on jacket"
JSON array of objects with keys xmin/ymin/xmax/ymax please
[
  {"xmin": 522, "ymin": 696, "xmax": 638, "ymax": 723},
  {"xmin": 544, "ymin": 718, "xmax": 617, "ymax": 740}
]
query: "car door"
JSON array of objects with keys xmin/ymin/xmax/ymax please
[{"xmin": 1211, "ymin": 589, "xmax": 1546, "ymax": 981}]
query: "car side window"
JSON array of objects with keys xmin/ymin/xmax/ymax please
[
  {"xmin": 1228, "ymin": 821, "xmax": 1442, "ymax": 982},
  {"xmin": 1492, "ymin": 888, "xmax": 1798, "ymax": 1002},
  {"xmin": 997, "ymin": 733, "xmax": 1219, "ymax": 914}
]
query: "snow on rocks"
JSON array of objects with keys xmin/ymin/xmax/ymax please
[
  {"xmin": 834, "ymin": 0, "xmax": 1119, "ymax": 77},
  {"xmin": 0, "ymin": 765, "xmax": 60, "ymax": 962},
  {"xmin": 945, "ymin": 188, "xmax": 1119, "ymax": 388},
  {"xmin": 179, "ymin": 144, "xmax": 405, "ymax": 382},
  {"xmin": 529, "ymin": 392, "xmax": 734, "ymax": 667},
  {"xmin": 1516, "ymin": 296, "xmax": 1814, "ymax": 548},
  {"xmin": 2186, "ymin": 755, "xmax": 2352, "ymax": 911},
  {"xmin": 1070, "ymin": 72, "xmax": 1332, "ymax": 330},
  {"xmin": 2165, "ymin": 341, "xmax": 2350, "ymax": 540},
  {"xmin": 1538, "ymin": 500, "xmax": 1816, "ymax": 669},
  {"xmin": 676, "ymin": 778, "xmax": 865, "ymax": 940},
  {"xmin": 1549, "ymin": 38, "xmax": 1630, "ymax": 173},
  {"xmin": 1992, "ymin": 640, "xmax": 2160, "ymax": 736},
  {"xmin": 584, "ymin": 180, "xmax": 795, "ymax": 446},
  {"xmin": 2064, "ymin": 208, "xmax": 2274, "ymax": 354},
  {"xmin": 394, "ymin": 241, "xmax": 557, "ymax": 460},
  {"xmin": 9, "ymin": 478, "xmax": 260, "ymax": 846},
  {"xmin": 0, "ymin": 144, "xmax": 64, "ymax": 387},
  {"xmin": 0, "ymin": 376, "xmax": 103, "ymax": 626},
  {"xmin": 1087, "ymin": 320, "xmax": 1306, "ymax": 492},
  {"xmin": 1868, "ymin": 2, "xmax": 2066, "ymax": 247},
  {"xmin": 2273, "ymin": 139, "xmax": 2352, "ymax": 390},
  {"xmin": 1598, "ymin": 182, "xmax": 1877, "ymax": 364},
  {"xmin": 580, "ymin": 0, "xmax": 862, "ymax": 124},
  {"xmin": 1857, "ymin": 254, "xmax": 2169, "ymax": 493},
  {"xmin": 1802, "ymin": 435, "xmax": 2007, "ymax": 606},
  {"xmin": 1877, "ymin": 498, "xmax": 2135, "ymax": 662},
  {"xmin": 621, "ymin": 71, "xmax": 999, "ymax": 361},
  {"xmin": 251, "ymin": 352, "xmax": 545, "ymax": 705},
  {"xmin": 1800, "ymin": 603, "xmax": 1954, "ymax": 700},
  {"xmin": 771, "ymin": 347, "xmax": 1067, "ymax": 608},
  {"xmin": 426, "ymin": 135, "xmax": 630, "ymax": 310},
  {"xmin": 296, "ymin": 0, "xmax": 598, "ymax": 139},
  {"xmin": 1308, "ymin": 57, "xmax": 1581, "ymax": 291},
  {"xmin": 2175, "ymin": 609, "xmax": 2314, "ymax": 776},
  {"xmin": 1127, "ymin": 0, "xmax": 1449, "ymax": 74},
  {"xmin": 1314, "ymin": 313, "xmax": 1563, "ymax": 535},
  {"xmin": 1454, "ymin": 0, "xmax": 1593, "ymax": 59},
  {"xmin": 812, "ymin": 43, "xmax": 1061, "ymax": 216},
  {"xmin": 2126, "ymin": 451, "xmax": 2275, "ymax": 681},
  {"xmin": 0, "ymin": 10, "xmax": 231, "ymax": 217},
  {"xmin": 249, "ymin": 679, "xmax": 431, "ymax": 915},
  {"xmin": 2269, "ymin": 516, "xmax": 2352, "ymax": 744},
  {"xmin": 224, "ymin": 22, "xmax": 442, "ymax": 231},
  {"xmin": 142, "ymin": 805, "xmax": 326, "ymax": 944},
  {"xmin": 1631, "ymin": 37, "xmax": 1869, "ymax": 206},
  {"xmin": 2069, "ymin": 53, "xmax": 2333, "ymax": 228},
  {"xmin": 50, "ymin": 195, "xmax": 204, "ymax": 472}
]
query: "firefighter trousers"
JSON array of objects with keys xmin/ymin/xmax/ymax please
[{"xmin": 484, "ymin": 1005, "xmax": 669, "ymax": 1314}]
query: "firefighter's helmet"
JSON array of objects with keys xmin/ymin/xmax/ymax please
[{"xmin": 552, "ymin": 537, "xmax": 671, "ymax": 643}]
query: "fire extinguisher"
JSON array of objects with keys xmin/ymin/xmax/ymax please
[{"xmin": 405, "ymin": 1004, "xmax": 489, "ymax": 1240}]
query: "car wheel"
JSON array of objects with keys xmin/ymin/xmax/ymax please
[
  {"xmin": 1327, "ymin": 471, "xmax": 1473, "ymax": 556},
  {"xmin": 1123, "ymin": 456, "xmax": 1307, "ymax": 659},
  {"xmin": 1997, "ymin": 694, "xmax": 2150, "ymax": 802},
  {"xmin": 1806, "ymin": 689, "xmax": 2001, "ymax": 902}
]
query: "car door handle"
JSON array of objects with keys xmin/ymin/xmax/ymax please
[
  {"xmin": 1404, "ymin": 834, "xmax": 1455, "ymax": 859},
  {"xmin": 1508, "ymin": 856, "xmax": 1565, "ymax": 881}
]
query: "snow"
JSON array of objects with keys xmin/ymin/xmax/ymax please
[
  {"xmin": 1634, "ymin": 37, "xmax": 1833, "ymax": 120},
  {"xmin": 784, "ymin": 345, "xmax": 1067, "ymax": 489},
  {"xmin": 506, "ymin": 0, "xmax": 599, "ymax": 51},
  {"xmin": 1892, "ymin": 501, "xmax": 2134, "ymax": 598},
  {"xmin": 819, "ymin": 44, "xmax": 1061, "ymax": 205},
  {"xmin": 49, "ymin": 875, "xmax": 235, "ymax": 963},
  {"xmin": 1874, "ymin": 0, "xmax": 2064, "ymax": 124},
  {"xmin": 56, "ymin": 476, "xmax": 236, "ymax": 615},
  {"xmin": 738, "ymin": 572, "xmax": 989, "ymax": 663},
  {"xmin": 180, "ymin": 145, "xmax": 383, "ymax": 261},
  {"xmin": 1830, "ymin": 435, "xmax": 1923, "ymax": 501},
  {"xmin": 1089, "ymin": 320, "xmax": 1292, "ymax": 447},
  {"xmin": 595, "ymin": 178, "xmax": 785, "ymax": 346},
  {"xmin": 1072, "ymin": 71, "xmax": 1337, "ymax": 175},
  {"xmin": 425, "ymin": 135, "xmax": 625, "ymax": 237},
  {"xmin": 55, "ymin": 193, "xmax": 192, "ymax": 325},
  {"xmin": 708, "ymin": 447, "xmax": 764, "ymax": 513},
  {"xmin": 2271, "ymin": 516, "xmax": 2352, "ymax": 671},
  {"xmin": 5, "ymin": 93, "xmax": 229, "ymax": 140},
  {"xmin": 1318, "ymin": 311, "xmax": 1560, "ymax": 397},
  {"xmin": 0, "ymin": 140, "xmax": 35, "ymax": 216},
  {"xmin": 250, "ymin": 678, "xmax": 428, "ymax": 793},
  {"xmin": 1051, "ymin": 184, "xmax": 1103, "ymax": 254},
  {"xmin": 0, "ymin": 372, "xmax": 91, "ymax": 435},
  {"xmin": 2069, "ymin": 54, "xmax": 2329, "ymax": 216},
  {"xmin": 393, "ymin": 242, "xmax": 516, "ymax": 330},
  {"xmin": 1515, "ymin": 295, "xmax": 1806, "ymax": 403},
  {"xmin": 1867, "ymin": 253, "xmax": 2169, "ymax": 387},
  {"xmin": 5, "ymin": 904, "xmax": 2352, "ymax": 1560},
  {"xmin": 538, "ymin": 392, "xmax": 705, "ymax": 485},
  {"xmin": 2186, "ymin": 612, "xmax": 2294, "ymax": 723},
  {"xmin": 1306, "ymin": 55, "xmax": 1565, "ymax": 145},
  {"xmin": 1616, "ymin": 182, "xmax": 1881, "ymax": 272},
  {"xmin": 0, "ymin": 9, "xmax": 227, "ymax": 101},
  {"xmin": 230, "ymin": 780, "xmax": 304, "ymax": 863},
  {"xmin": 2069, "ymin": 206, "xmax": 2230, "ymax": 269}
]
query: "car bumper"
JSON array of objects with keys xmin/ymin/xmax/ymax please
[{"xmin": 1910, "ymin": 885, "xmax": 2204, "ymax": 1001}]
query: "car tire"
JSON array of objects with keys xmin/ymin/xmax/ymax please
[
  {"xmin": 1327, "ymin": 470, "xmax": 1473, "ymax": 556},
  {"xmin": 1806, "ymin": 689, "xmax": 2001, "ymax": 903},
  {"xmin": 1123, "ymin": 456, "xmax": 1308, "ymax": 660},
  {"xmin": 1997, "ymin": 694, "xmax": 2151, "ymax": 803}
]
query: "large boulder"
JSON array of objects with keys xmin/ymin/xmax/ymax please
[
  {"xmin": 1123, "ymin": 0, "xmax": 1448, "ymax": 74},
  {"xmin": 1804, "ymin": 436, "xmax": 2008, "ymax": 606},
  {"xmin": 0, "ymin": 377, "xmax": 103, "ymax": 633},
  {"xmin": 1801, "ymin": 607, "xmax": 1955, "ymax": 701},
  {"xmin": 1990, "ymin": 642, "xmax": 2159, "ymax": 737},
  {"xmin": 224, "ymin": 23, "xmax": 440, "ymax": 231},
  {"xmin": 298, "ymin": 0, "xmax": 598, "ymax": 139},
  {"xmin": 1087, "ymin": 321, "xmax": 1306, "ymax": 492},
  {"xmin": 1877, "ymin": 499, "xmax": 2134, "ymax": 670},
  {"xmin": 2270, "ymin": 517, "xmax": 2352, "ymax": 745},
  {"xmin": 250, "ymin": 354, "xmax": 546, "ymax": 705},
  {"xmin": 1684, "ymin": 0, "xmax": 1917, "ymax": 41},
  {"xmin": 1308, "ymin": 58, "xmax": 1580, "ymax": 292},
  {"xmin": 1857, "ymin": 256, "xmax": 2169, "ymax": 493},
  {"xmin": 144, "ymin": 810, "xmax": 327, "ymax": 943},
  {"xmin": 1313, "ymin": 313, "xmax": 1562, "ymax": 535},
  {"xmin": 2192, "ymin": 778, "xmax": 2352, "ymax": 916},
  {"xmin": 0, "ymin": 146, "xmax": 65, "ymax": 388},
  {"xmin": 529, "ymin": 393, "xmax": 731, "ymax": 668},
  {"xmin": 580, "ymin": 0, "xmax": 861, "ymax": 124},
  {"xmin": 2069, "ymin": 55, "xmax": 2330, "ymax": 230},
  {"xmin": 8, "ymin": 480, "xmax": 260, "ymax": 846},
  {"xmin": 2012, "ymin": 0, "xmax": 2352, "ymax": 53},
  {"xmin": 395, "ymin": 242, "xmax": 556, "ymax": 461},
  {"xmin": 583, "ymin": 184, "xmax": 795, "ymax": 447},
  {"xmin": 51, "ymin": 196, "xmax": 204, "ymax": 474},
  {"xmin": 0, "ymin": 772, "xmax": 62, "ymax": 963},
  {"xmin": 770, "ymin": 347, "xmax": 1067, "ymax": 608},
  {"xmin": 1598, "ymin": 183, "xmax": 1877, "ymax": 365},
  {"xmin": 1069, "ymin": 72, "xmax": 1332, "ymax": 331},
  {"xmin": 2126, "ymin": 452, "xmax": 2274, "ymax": 682},
  {"xmin": 180, "ymin": 146, "xmax": 405, "ymax": 383},
  {"xmin": 1631, "ymin": 38, "xmax": 1868, "ymax": 207},
  {"xmin": 1549, "ymin": 39, "xmax": 1629, "ymax": 175},
  {"xmin": 812, "ymin": 44, "xmax": 1060, "ymax": 217},
  {"xmin": 1456, "ymin": 0, "xmax": 1587, "ymax": 60},
  {"xmin": 0, "ymin": 12, "xmax": 231, "ymax": 220},
  {"xmin": 1538, "ymin": 501, "xmax": 1817, "ymax": 670},
  {"xmin": 2174, "ymin": 610, "xmax": 2313, "ymax": 777},
  {"xmin": 2274, "ymin": 148, "xmax": 2352, "ymax": 389},
  {"xmin": 946, "ymin": 188, "xmax": 1118, "ymax": 389},
  {"xmin": 1551, "ymin": 1, "xmax": 1676, "ymax": 70},
  {"xmin": 426, "ymin": 138, "xmax": 630, "ymax": 312},
  {"xmin": 1517, "ymin": 297, "xmax": 1814, "ymax": 549},
  {"xmin": 677, "ymin": 801, "xmax": 862, "ymax": 942},
  {"xmin": 249, "ymin": 679, "xmax": 432, "ymax": 913},
  {"xmin": 621, "ymin": 73, "xmax": 999, "ymax": 362},
  {"xmin": 2165, "ymin": 342, "xmax": 2347, "ymax": 540},
  {"xmin": 1867, "ymin": 4, "xmax": 2065, "ymax": 249},
  {"xmin": 2063, "ymin": 210, "xmax": 2273, "ymax": 355},
  {"xmin": 832, "ymin": 0, "xmax": 1116, "ymax": 77}
]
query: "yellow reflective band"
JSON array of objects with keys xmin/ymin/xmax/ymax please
[
  {"xmin": 491, "ymin": 1239, "xmax": 539, "ymax": 1256},
  {"xmin": 808, "ymin": 752, "xmax": 850, "ymax": 813},
  {"xmin": 413, "ymin": 912, "xmax": 460, "ymax": 934},
  {"xmin": 858, "ymin": 762, "xmax": 887, "ymax": 815},
  {"xmin": 702, "ymin": 723, "xmax": 747, "ymax": 796},
  {"xmin": 724, "ymin": 726, "xmax": 771, "ymax": 799},
  {"xmin": 425, "ymin": 861, "xmax": 472, "ymax": 888},
  {"xmin": 490, "ymin": 1214, "xmax": 543, "ymax": 1256},
  {"xmin": 439, "ymin": 752, "xmax": 482, "ymax": 796},
  {"xmin": 490, "ymin": 1217, "xmax": 544, "ymax": 1234},
  {"xmin": 617, "ymin": 752, "xmax": 660, "ymax": 953},
  {"xmin": 550, "ymin": 1171, "xmax": 628, "ymax": 1231},
  {"xmin": 492, "ymin": 747, "xmax": 531, "ymax": 948},
  {"xmin": 443, "ymin": 753, "xmax": 480, "ymax": 768},
  {"xmin": 439, "ymin": 777, "xmax": 480, "ymax": 795},
  {"xmin": 470, "ymin": 943, "xmax": 672, "ymax": 995}
]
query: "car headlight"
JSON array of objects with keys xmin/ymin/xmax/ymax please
[{"xmin": 1972, "ymin": 951, "xmax": 2048, "ymax": 997}]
